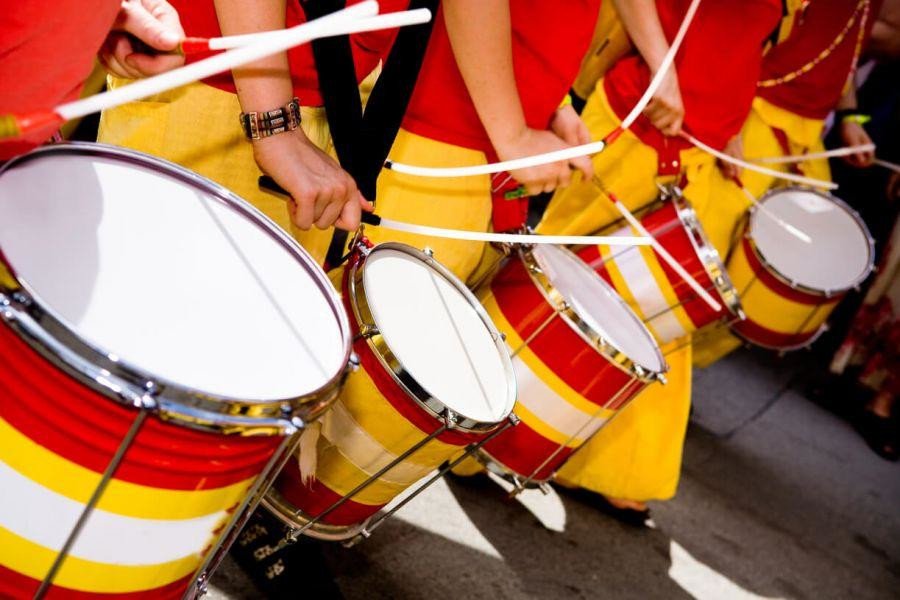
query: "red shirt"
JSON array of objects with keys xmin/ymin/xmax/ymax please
[
  {"xmin": 758, "ymin": 0, "xmax": 882, "ymax": 120},
  {"xmin": 604, "ymin": 0, "xmax": 781, "ymax": 152},
  {"xmin": 172, "ymin": 0, "xmax": 408, "ymax": 106},
  {"xmin": 0, "ymin": 1, "xmax": 121, "ymax": 160},
  {"xmin": 402, "ymin": 1, "xmax": 602, "ymax": 152}
]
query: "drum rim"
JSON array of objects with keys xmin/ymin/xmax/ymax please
[
  {"xmin": 518, "ymin": 244, "xmax": 667, "ymax": 381},
  {"xmin": 0, "ymin": 142, "xmax": 353, "ymax": 434},
  {"xmin": 348, "ymin": 242, "xmax": 517, "ymax": 433},
  {"xmin": 260, "ymin": 488, "xmax": 367, "ymax": 542},
  {"xmin": 669, "ymin": 190, "xmax": 744, "ymax": 319},
  {"xmin": 746, "ymin": 186, "xmax": 876, "ymax": 297}
]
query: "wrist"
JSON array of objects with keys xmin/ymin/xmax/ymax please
[
  {"xmin": 240, "ymin": 97, "xmax": 301, "ymax": 141},
  {"xmin": 835, "ymin": 109, "xmax": 871, "ymax": 126}
]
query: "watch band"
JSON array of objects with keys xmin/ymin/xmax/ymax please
[{"xmin": 240, "ymin": 97, "xmax": 302, "ymax": 140}]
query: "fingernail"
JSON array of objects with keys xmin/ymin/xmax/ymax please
[{"xmin": 159, "ymin": 30, "xmax": 180, "ymax": 47}]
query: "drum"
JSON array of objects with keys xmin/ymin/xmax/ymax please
[
  {"xmin": 476, "ymin": 244, "xmax": 667, "ymax": 487},
  {"xmin": 578, "ymin": 190, "xmax": 742, "ymax": 347},
  {"xmin": 0, "ymin": 144, "xmax": 352, "ymax": 599},
  {"xmin": 263, "ymin": 241, "xmax": 517, "ymax": 541},
  {"xmin": 728, "ymin": 187, "xmax": 875, "ymax": 350}
]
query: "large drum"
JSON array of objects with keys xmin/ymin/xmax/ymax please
[
  {"xmin": 728, "ymin": 187, "xmax": 875, "ymax": 350},
  {"xmin": 578, "ymin": 190, "xmax": 742, "ymax": 347},
  {"xmin": 264, "ymin": 241, "xmax": 517, "ymax": 541},
  {"xmin": 476, "ymin": 244, "xmax": 667, "ymax": 487},
  {"xmin": 0, "ymin": 144, "xmax": 352, "ymax": 599}
]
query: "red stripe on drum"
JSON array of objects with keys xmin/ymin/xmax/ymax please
[
  {"xmin": 481, "ymin": 420, "xmax": 576, "ymax": 483},
  {"xmin": 490, "ymin": 260, "xmax": 634, "ymax": 406},
  {"xmin": 740, "ymin": 237, "xmax": 831, "ymax": 305},
  {"xmin": 730, "ymin": 315, "xmax": 823, "ymax": 350},
  {"xmin": 274, "ymin": 465, "xmax": 384, "ymax": 527},
  {"xmin": 0, "ymin": 563, "xmax": 194, "ymax": 600},
  {"xmin": 0, "ymin": 322, "xmax": 281, "ymax": 490},
  {"xmin": 342, "ymin": 284, "xmax": 486, "ymax": 448}
]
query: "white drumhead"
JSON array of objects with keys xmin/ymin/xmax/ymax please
[
  {"xmin": 532, "ymin": 244, "xmax": 664, "ymax": 374},
  {"xmin": 0, "ymin": 149, "xmax": 347, "ymax": 401},
  {"xmin": 361, "ymin": 248, "xmax": 513, "ymax": 424},
  {"xmin": 751, "ymin": 189, "xmax": 872, "ymax": 292}
]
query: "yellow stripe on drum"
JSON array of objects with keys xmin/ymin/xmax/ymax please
[
  {"xmin": 729, "ymin": 241, "xmax": 834, "ymax": 335},
  {"xmin": 310, "ymin": 363, "xmax": 461, "ymax": 505},
  {"xmin": 634, "ymin": 244, "xmax": 697, "ymax": 338},
  {"xmin": 482, "ymin": 294, "xmax": 616, "ymax": 426},
  {"xmin": 0, "ymin": 417, "xmax": 254, "ymax": 520},
  {"xmin": 0, "ymin": 524, "xmax": 201, "ymax": 593}
]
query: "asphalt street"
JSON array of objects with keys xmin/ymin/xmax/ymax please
[{"xmin": 207, "ymin": 346, "xmax": 900, "ymax": 599}]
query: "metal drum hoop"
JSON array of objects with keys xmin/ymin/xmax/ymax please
[{"xmin": 0, "ymin": 143, "xmax": 353, "ymax": 435}]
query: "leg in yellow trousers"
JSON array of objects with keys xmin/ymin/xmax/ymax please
[
  {"xmin": 97, "ymin": 79, "xmax": 335, "ymax": 264},
  {"xmin": 367, "ymin": 128, "xmax": 493, "ymax": 283},
  {"xmin": 691, "ymin": 97, "xmax": 832, "ymax": 368}
]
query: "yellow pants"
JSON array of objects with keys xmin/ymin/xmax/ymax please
[
  {"xmin": 537, "ymin": 84, "xmax": 735, "ymax": 501},
  {"xmin": 692, "ymin": 97, "xmax": 831, "ymax": 368},
  {"xmin": 97, "ymin": 79, "xmax": 335, "ymax": 264},
  {"xmin": 368, "ymin": 128, "xmax": 493, "ymax": 283}
]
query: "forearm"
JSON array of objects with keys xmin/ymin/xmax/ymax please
[
  {"xmin": 443, "ymin": 0, "xmax": 527, "ymax": 148},
  {"xmin": 613, "ymin": 0, "xmax": 669, "ymax": 71},
  {"xmin": 835, "ymin": 74, "xmax": 858, "ymax": 111},
  {"xmin": 213, "ymin": 0, "xmax": 293, "ymax": 110}
]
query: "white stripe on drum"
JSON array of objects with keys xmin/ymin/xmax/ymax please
[
  {"xmin": 319, "ymin": 399, "xmax": 436, "ymax": 485},
  {"xmin": 513, "ymin": 357, "xmax": 608, "ymax": 443},
  {"xmin": 0, "ymin": 460, "xmax": 227, "ymax": 566},
  {"xmin": 607, "ymin": 228, "xmax": 687, "ymax": 343}
]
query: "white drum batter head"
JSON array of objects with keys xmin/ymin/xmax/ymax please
[
  {"xmin": 751, "ymin": 188, "xmax": 874, "ymax": 293},
  {"xmin": 531, "ymin": 244, "xmax": 665, "ymax": 376},
  {"xmin": 355, "ymin": 245, "xmax": 515, "ymax": 426},
  {"xmin": 0, "ymin": 145, "xmax": 349, "ymax": 403}
]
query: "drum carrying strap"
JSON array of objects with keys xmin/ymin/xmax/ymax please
[{"xmin": 300, "ymin": 0, "xmax": 440, "ymax": 268}]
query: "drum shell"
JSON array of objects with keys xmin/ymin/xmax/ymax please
[
  {"xmin": 477, "ymin": 256, "xmax": 651, "ymax": 483},
  {"xmin": 728, "ymin": 234, "xmax": 840, "ymax": 349},
  {"xmin": 580, "ymin": 199, "xmax": 737, "ymax": 346},
  {"xmin": 0, "ymin": 320, "xmax": 287, "ymax": 599}
]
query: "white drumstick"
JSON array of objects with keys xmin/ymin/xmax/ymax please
[
  {"xmin": 594, "ymin": 179, "xmax": 722, "ymax": 312},
  {"xmin": 384, "ymin": 0, "xmax": 704, "ymax": 178},
  {"xmin": 875, "ymin": 158, "xmax": 900, "ymax": 174},
  {"xmin": 752, "ymin": 144, "xmax": 876, "ymax": 164},
  {"xmin": 735, "ymin": 183, "xmax": 812, "ymax": 244},
  {"xmin": 680, "ymin": 131, "xmax": 838, "ymax": 190}
]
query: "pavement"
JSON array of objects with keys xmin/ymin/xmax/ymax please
[{"xmin": 206, "ymin": 346, "xmax": 900, "ymax": 599}]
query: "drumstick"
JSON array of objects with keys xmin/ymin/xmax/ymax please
[
  {"xmin": 258, "ymin": 175, "xmax": 651, "ymax": 247},
  {"xmin": 0, "ymin": 4, "xmax": 434, "ymax": 139},
  {"xmin": 752, "ymin": 144, "xmax": 876, "ymax": 165},
  {"xmin": 679, "ymin": 131, "xmax": 839, "ymax": 190},
  {"xmin": 875, "ymin": 158, "xmax": 900, "ymax": 174},
  {"xmin": 732, "ymin": 177, "xmax": 812, "ymax": 244},
  {"xmin": 382, "ymin": 0, "xmax": 704, "ymax": 178},
  {"xmin": 592, "ymin": 177, "xmax": 723, "ymax": 313}
]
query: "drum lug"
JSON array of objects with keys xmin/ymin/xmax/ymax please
[
  {"xmin": 359, "ymin": 324, "xmax": 380, "ymax": 339},
  {"xmin": 348, "ymin": 351, "xmax": 361, "ymax": 371},
  {"xmin": 508, "ymin": 412, "xmax": 521, "ymax": 426},
  {"xmin": 656, "ymin": 373, "xmax": 668, "ymax": 385},
  {"xmin": 443, "ymin": 409, "xmax": 458, "ymax": 430},
  {"xmin": 423, "ymin": 247, "xmax": 435, "ymax": 259},
  {"xmin": 538, "ymin": 482, "xmax": 552, "ymax": 496}
]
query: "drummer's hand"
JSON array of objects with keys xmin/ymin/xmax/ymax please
[
  {"xmin": 253, "ymin": 129, "xmax": 371, "ymax": 231},
  {"xmin": 100, "ymin": 0, "xmax": 185, "ymax": 79},
  {"xmin": 644, "ymin": 69, "xmax": 684, "ymax": 137},
  {"xmin": 839, "ymin": 120, "xmax": 875, "ymax": 168},
  {"xmin": 718, "ymin": 135, "xmax": 744, "ymax": 180},
  {"xmin": 496, "ymin": 127, "xmax": 594, "ymax": 196}
]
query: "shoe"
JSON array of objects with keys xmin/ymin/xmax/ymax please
[{"xmin": 855, "ymin": 410, "xmax": 899, "ymax": 462}]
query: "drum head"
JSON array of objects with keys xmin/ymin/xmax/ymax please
[
  {"xmin": 751, "ymin": 189, "xmax": 873, "ymax": 293},
  {"xmin": 532, "ymin": 244, "xmax": 665, "ymax": 374},
  {"xmin": 0, "ymin": 146, "xmax": 348, "ymax": 402},
  {"xmin": 360, "ymin": 246, "xmax": 514, "ymax": 425}
]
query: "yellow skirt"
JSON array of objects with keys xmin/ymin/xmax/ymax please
[
  {"xmin": 692, "ymin": 97, "xmax": 831, "ymax": 368},
  {"xmin": 368, "ymin": 128, "xmax": 493, "ymax": 283},
  {"xmin": 535, "ymin": 83, "xmax": 734, "ymax": 501},
  {"xmin": 97, "ymin": 78, "xmax": 335, "ymax": 264}
]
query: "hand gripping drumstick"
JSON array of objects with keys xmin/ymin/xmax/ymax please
[
  {"xmin": 382, "ymin": 0, "xmax": 704, "ymax": 178},
  {"xmin": 0, "ymin": 3, "xmax": 433, "ymax": 139},
  {"xmin": 591, "ymin": 176, "xmax": 723, "ymax": 313},
  {"xmin": 258, "ymin": 176, "xmax": 652, "ymax": 247}
]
